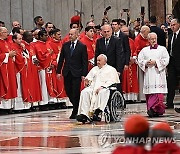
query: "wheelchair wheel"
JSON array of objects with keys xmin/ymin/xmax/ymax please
[{"xmin": 110, "ymin": 91, "xmax": 124, "ymax": 122}]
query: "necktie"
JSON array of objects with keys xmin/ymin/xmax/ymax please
[
  {"xmin": 105, "ymin": 38, "xmax": 109, "ymax": 49},
  {"xmin": 172, "ymin": 33, "xmax": 177, "ymax": 47},
  {"xmin": 171, "ymin": 33, "xmax": 177, "ymax": 56},
  {"xmin": 70, "ymin": 42, "xmax": 74, "ymax": 55},
  {"xmin": 114, "ymin": 33, "xmax": 118, "ymax": 37}
]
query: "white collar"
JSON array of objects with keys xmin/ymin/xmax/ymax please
[
  {"xmin": 71, "ymin": 39, "xmax": 78, "ymax": 47},
  {"xmin": 114, "ymin": 30, "xmax": 120, "ymax": 36},
  {"xmin": 175, "ymin": 28, "xmax": 180, "ymax": 36}
]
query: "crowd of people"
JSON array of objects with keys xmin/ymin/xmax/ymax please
[{"xmin": 0, "ymin": 13, "xmax": 180, "ymax": 119}]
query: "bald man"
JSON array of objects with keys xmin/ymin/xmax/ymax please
[
  {"xmin": 134, "ymin": 25, "xmax": 150, "ymax": 102},
  {"xmin": 57, "ymin": 28, "xmax": 88, "ymax": 119},
  {"xmin": 0, "ymin": 27, "xmax": 17, "ymax": 109},
  {"xmin": 95, "ymin": 24, "xmax": 124, "ymax": 74}
]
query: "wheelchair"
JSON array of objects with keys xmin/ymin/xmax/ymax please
[
  {"xmin": 103, "ymin": 84, "xmax": 125, "ymax": 123},
  {"xmin": 76, "ymin": 84, "xmax": 125, "ymax": 124}
]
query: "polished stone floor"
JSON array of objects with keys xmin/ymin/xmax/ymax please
[{"xmin": 0, "ymin": 102, "xmax": 180, "ymax": 154}]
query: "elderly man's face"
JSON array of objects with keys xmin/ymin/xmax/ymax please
[
  {"xmin": 97, "ymin": 56, "xmax": 106, "ymax": 68},
  {"xmin": 149, "ymin": 34, "xmax": 157, "ymax": 46},
  {"xmin": 170, "ymin": 20, "xmax": 180, "ymax": 33},
  {"xmin": 143, "ymin": 29, "xmax": 150, "ymax": 39},
  {"xmin": 102, "ymin": 25, "xmax": 112, "ymax": 39},
  {"xmin": 0, "ymin": 27, "xmax": 8, "ymax": 39},
  {"xmin": 69, "ymin": 29, "xmax": 78, "ymax": 42}
]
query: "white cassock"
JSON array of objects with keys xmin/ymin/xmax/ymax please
[
  {"xmin": 137, "ymin": 45, "xmax": 169, "ymax": 94},
  {"xmin": 78, "ymin": 64, "xmax": 120, "ymax": 117}
]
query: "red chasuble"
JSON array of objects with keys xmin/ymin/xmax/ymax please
[
  {"xmin": 11, "ymin": 42, "xmax": 32, "ymax": 102},
  {"xmin": 150, "ymin": 143, "xmax": 180, "ymax": 154},
  {"xmin": 134, "ymin": 34, "xmax": 150, "ymax": 55},
  {"xmin": 113, "ymin": 145, "xmax": 148, "ymax": 154},
  {"xmin": 122, "ymin": 38, "xmax": 139, "ymax": 95},
  {"xmin": 80, "ymin": 35, "xmax": 96, "ymax": 71},
  {"xmin": 34, "ymin": 41, "xmax": 58, "ymax": 98},
  {"xmin": 47, "ymin": 39, "xmax": 67, "ymax": 98},
  {"xmin": 22, "ymin": 40, "xmax": 42, "ymax": 102},
  {"xmin": 62, "ymin": 34, "xmax": 69, "ymax": 45},
  {"xmin": 0, "ymin": 39, "xmax": 17, "ymax": 99}
]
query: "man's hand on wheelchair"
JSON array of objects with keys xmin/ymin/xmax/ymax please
[{"xmin": 96, "ymin": 87, "xmax": 103, "ymax": 94}]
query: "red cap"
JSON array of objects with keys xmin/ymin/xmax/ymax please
[
  {"xmin": 124, "ymin": 114, "xmax": 149, "ymax": 135},
  {"xmin": 152, "ymin": 122, "xmax": 173, "ymax": 133},
  {"xmin": 71, "ymin": 15, "xmax": 81, "ymax": 23}
]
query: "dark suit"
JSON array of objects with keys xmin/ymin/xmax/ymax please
[
  {"xmin": 166, "ymin": 31, "xmax": 180, "ymax": 107},
  {"xmin": 95, "ymin": 36, "xmax": 124, "ymax": 73},
  {"xmin": 118, "ymin": 31, "xmax": 131, "ymax": 66},
  {"xmin": 150, "ymin": 26, "xmax": 166, "ymax": 47},
  {"xmin": 57, "ymin": 40, "xmax": 88, "ymax": 116}
]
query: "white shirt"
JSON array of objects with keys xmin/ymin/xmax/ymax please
[{"xmin": 71, "ymin": 39, "xmax": 78, "ymax": 48}]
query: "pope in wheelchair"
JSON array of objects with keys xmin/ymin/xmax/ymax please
[{"xmin": 76, "ymin": 54, "xmax": 120, "ymax": 123}]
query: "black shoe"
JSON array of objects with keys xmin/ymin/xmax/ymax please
[
  {"xmin": 175, "ymin": 108, "xmax": 180, "ymax": 113},
  {"xmin": 76, "ymin": 114, "xmax": 88, "ymax": 123},
  {"xmin": 39, "ymin": 105, "xmax": 49, "ymax": 111},
  {"xmin": 69, "ymin": 114, "xmax": 77, "ymax": 119},
  {"xmin": 94, "ymin": 108, "xmax": 102, "ymax": 115},
  {"xmin": 165, "ymin": 104, "xmax": 174, "ymax": 109},
  {"xmin": 147, "ymin": 108, "xmax": 159, "ymax": 117},
  {"xmin": 92, "ymin": 114, "xmax": 101, "ymax": 121}
]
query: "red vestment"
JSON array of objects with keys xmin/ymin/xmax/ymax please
[
  {"xmin": 62, "ymin": 34, "xmax": 69, "ymax": 45},
  {"xmin": 11, "ymin": 42, "xmax": 32, "ymax": 102},
  {"xmin": 134, "ymin": 34, "xmax": 150, "ymax": 101},
  {"xmin": 22, "ymin": 40, "xmax": 42, "ymax": 102},
  {"xmin": 47, "ymin": 39, "xmax": 67, "ymax": 98},
  {"xmin": 80, "ymin": 31, "xmax": 101, "ymax": 41},
  {"xmin": 150, "ymin": 143, "xmax": 180, "ymax": 154},
  {"xmin": 122, "ymin": 38, "xmax": 139, "ymax": 99},
  {"xmin": 112, "ymin": 145, "xmax": 148, "ymax": 154},
  {"xmin": 34, "ymin": 41, "xmax": 58, "ymax": 98},
  {"xmin": 0, "ymin": 39, "xmax": 17, "ymax": 99},
  {"xmin": 134, "ymin": 34, "xmax": 150, "ymax": 55},
  {"xmin": 80, "ymin": 35, "xmax": 96, "ymax": 71},
  {"xmin": 6, "ymin": 35, "xmax": 13, "ymax": 44}
]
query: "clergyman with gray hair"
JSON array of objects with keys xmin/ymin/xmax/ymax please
[
  {"xmin": 137, "ymin": 32, "xmax": 169, "ymax": 117},
  {"xmin": 76, "ymin": 54, "xmax": 120, "ymax": 123}
]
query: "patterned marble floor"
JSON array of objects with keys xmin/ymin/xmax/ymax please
[{"xmin": 0, "ymin": 103, "xmax": 180, "ymax": 154}]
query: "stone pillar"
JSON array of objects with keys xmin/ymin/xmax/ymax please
[{"xmin": 166, "ymin": 0, "xmax": 173, "ymax": 14}]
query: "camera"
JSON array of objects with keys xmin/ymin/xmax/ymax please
[
  {"xmin": 123, "ymin": 9, "xmax": 129, "ymax": 12},
  {"xmin": 137, "ymin": 18, "xmax": 140, "ymax": 22},
  {"xmin": 141, "ymin": 6, "xmax": 145, "ymax": 14},
  {"xmin": 104, "ymin": 6, "xmax": 111, "ymax": 15},
  {"xmin": 168, "ymin": 15, "xmax": 173, "ymax": 21}
]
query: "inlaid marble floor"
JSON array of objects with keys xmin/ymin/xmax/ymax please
[{"xmin": 0, "ymin": 103, "xmax": 180, "ymax": 154}]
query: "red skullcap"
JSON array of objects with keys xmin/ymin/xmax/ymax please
[
  {"xmin": 152, "ymin": 122, "xmax": 173, "ymax": 133},
  {"xmin": 124, "ymin": 114, "xmax": 149, "ymax": 135},
  {"xmin": 71, "ymin": 15, "xmax": 81, "ymax": 23}
]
